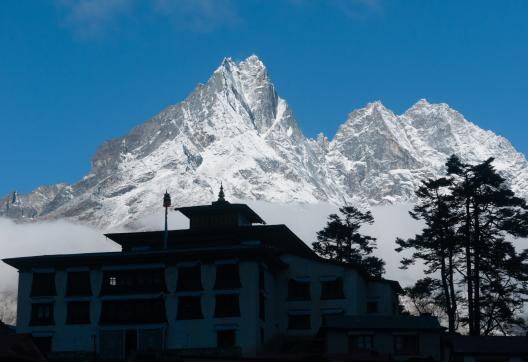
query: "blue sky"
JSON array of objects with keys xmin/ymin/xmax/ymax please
[{"xmin": 1, "ymin": 0, "xmax": 527, "ymax": 196}]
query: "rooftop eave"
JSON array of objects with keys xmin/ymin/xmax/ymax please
[
  {"xmin": 2, "ymin": 244, "xmax": 287, "ymax": 271},
  {"xmin": 175, "ymin": 203, "xmax": 266, "ymax": 224}
]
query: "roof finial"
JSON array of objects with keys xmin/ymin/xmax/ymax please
[
  {"xmin": 218, "ymin": 183, "xmax": 225, "ymax": 202},
  {"xmin": 163, "ymin": 190, "xmax": 171, "ymax": 208}
]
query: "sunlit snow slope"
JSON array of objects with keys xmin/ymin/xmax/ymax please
[{"xmin": 2, "ymin": 56, "xmax": 527, "ymax": 229}]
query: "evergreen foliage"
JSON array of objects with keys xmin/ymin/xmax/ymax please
[
  {"xmin": 403, "ymin": 277, "xmax": 446, "ymax": 318},
  {"xmin": 397, "ymin": 155, "xmax": 528, "ymax": 335},
  {"xmin": 313, "ymin": 206, "xmax": 385, "ymax": 277},
  {"xmin": 396, "ymin": 177, "xmax": 462, "ymax": 333}
]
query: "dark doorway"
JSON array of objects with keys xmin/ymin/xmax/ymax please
[
  {"xmin": 217, "ymin": 329, "xmax": 236, "ymax": 348},
  {"xmin": 125, "ymin": 329, "xmax": 137, "ymax": 358},
  {"xmin": 32, "ymin": 336, "xmax": 52, "ymax": 355}
]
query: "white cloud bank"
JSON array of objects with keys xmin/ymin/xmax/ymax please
[
  {"xmin": 246, "ymin": 201, "xmax": 425, "ymax": 286},
  {"xmin": 0, "ymin": 218, "xmax": 119, "ymax": 293},
  {"xmin": 140, "ymin": 201, "xmax": 426, "ymax": 286}
]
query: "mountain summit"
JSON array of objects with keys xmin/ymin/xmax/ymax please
[{"xmin": 2, "ymin": 56, "xmax": 527, "ymax": 229}]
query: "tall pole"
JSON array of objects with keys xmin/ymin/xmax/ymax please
[
  {"xmin": 164, "ymin": 206, "xmax": 168, "ymax": 248},
  {"xmin": 163, "ymin": 191, "xmax": 171, "ymax": 249}
]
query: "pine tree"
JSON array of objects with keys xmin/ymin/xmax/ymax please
[
  {"xmin": 479, "ymin": 241, "xmax": 528, "ymax": 334},
  {"xmin": 399, "ymin": 155, "xmax": 528, "ymax": 335},
  {"xmin": 396, "ymin": 177, "xmax": 461, "ymax": 333},
  {"xmin": 313, "ymin": 206, "xmax": 385, "ymax": 277},
  {"xmin": 446, "ymin": 155, "xmax": 476, "ymax": 334},
  {"xmin": 448, "ymin": 156, "xmax": 528, "ymax": 335}
]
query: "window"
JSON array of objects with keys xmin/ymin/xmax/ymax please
[
  {"xmin": 66, "ymin": 271, "xmax": 92, "ymax": 296},
  {"xmin": 30, "ymin": 303, "xmax": 54, "ymax": 326},
  {"xmin": 259, "ymin": 266, "xmax": 265, "ymax": 291},
  {"xmin": 31, "ymin": 272, "xmax": 56, "ymax": 297},
  {"xmin": 287, "ymin": 314, "xmax": 311, "ymax": 330},
  {"xmin": 394, "ymin": 335, "xmax": 419, "ymax": 355},
  {"xmin": 321, "ymin": 278, "xmax": 344, "ymax": 300},
  {"xmin": 367, "ymin": 301, "xmax": 378, "ymax": 314},
  {"xmin": 100, "ymin": 298, "xmax": 166, "ymax": 325},
  {"xmin": 214, "ymin": 294, "xmax": 240, "ymax": 318},
  {"xmin": 66, "ymin": 301, "xmax": 90, "ymax": 324},
  {"xmin": 217, "ymin": 329, "xmax": 236, "ymax": 348},
  {"xmin": 287, "ymin": 279, "xmax": 311, "ymax": 301},
  {"xmin": 214, "ymin": 263, "xmax": 241, "ymax": 289},
  {"xmin": 259, "ymin": 293, "xmax": 266, "ymax": 321},
  {"xmin": 176, "ymin": 296, "xmax": 203, "ymax": 320},
  {"xmin": 349, "ymin": 335, "xmax": 373, "ymax": 351},
  {"xmin": 100, "ymin": 269, "xmax": 166, "ymax": 295},
  {"xmin": 176, "ymin": 265, "xmax": 202, "ymax": 291}
]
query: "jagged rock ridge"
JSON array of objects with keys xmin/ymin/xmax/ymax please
[{"xmin": 2, "ymin": 55, "xmax": 527, "ymax": 229}]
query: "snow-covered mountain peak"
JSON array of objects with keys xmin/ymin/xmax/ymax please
[
  {"xmin": 205, "ymin": 55, "xmax": 299, "ymax": 139},
  {"xmin": 214, "ymin": 55, "xmax": 268, "ymax": 84},
  {"xmin": 366, "ymin": 100, "xmax": 387, "ymax": 110},
  {"xmin": 410, "ymin": 98, "xmax": 431, "ymax": 108},
  {"xmin": 341, "ymin": 100, "xmax": 392, "ymax": 119},
  {"xmin": 239, "ymin": 54, "xmax": 267, "ymax": 72},
  {"xmin": 2, "ymin": 56, "xmax": 527, "ymax": 229},
  {"xmin": 357, "ymin": 100, "xmax": 395, "ymax": 118},
  {"xmin": 333, "ymin": 101, "xmax": 403, "ymax": 144},
  {"xmin": 404, "ymin": 99, "xmax": 454, "ymax": 119},
  {"xmin": 217, "ymin": 56, "xmax": 237, "ymax": 70}
]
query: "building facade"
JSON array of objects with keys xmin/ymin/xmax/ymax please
[
  {"xmin": 3, "ymin": 195, "xmax": 440, "ymax": 360},
  {"xmin": 323, "ymin": 314, "xmax": 444, "ymax": 361}
]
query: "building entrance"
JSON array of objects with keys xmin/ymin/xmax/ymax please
[{"xmin": 125, "ymin": 329, "xmax": 138, "ymax": 358}]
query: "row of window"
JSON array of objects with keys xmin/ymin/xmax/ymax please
[
  {"xmin": 30, "ymin": 269, "xmax": 350, "ymax": 302},
  {"xmin": 172, "ymin": 264, "xmax": 242, "ymax": 291},
  {"xmin": 288, "ymin": 278, "xmax": 344, "ymax": 300},
  {"xmin": 29, "ymin": 294, "xmax": 246, "ymax": 326},
  {"xmin": 30, "ymin": 301, "xmax": 91, "ymax": 326},
  {"xmin": 348, "ymin": 334, "xmax": 419, "ymax": 355},
  {"xmin": 31, "ymin": 271, "xmax": 93, "ymax": 297},
  {"xmin": 31, "ymin": 300, "xmax": 377, "ymax": 328},
  {"xmin": 30, "ymin": 299, "xmax": 323, "ymax": 330},
  {"xmin": 31, "ymin": 271, "xmax": 95, "ymax": 297},
  {"xmin": 175, "ymin": 294, "xmax": 241, "ymax": 320},
  {"xmin": 101, "ymin": 269, "xmax": 167, "ymax": 295},
  {"xmin": 33, "ymin": 328, "xmax": 240, "ymax": 356},
  {"xmin": 30, "ymin": 264, "xmax": 245, "ymax": 297},
  {"xmin": 289, "ymin": 279, "xmax": 379, "ymax": 313}
]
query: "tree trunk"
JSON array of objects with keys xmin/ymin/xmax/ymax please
[
  {"xmin": 465, "ymin": 197, "xmax": 474, "ymax": 335},
  {"xmin": 473, "ymin": 203, "xmax": 481, "ymax": 336},
  {"xmin": 448, "ymin": 248, "xmax": 458, "ymax": 333},
  {"xmin": 440, "ymin": 249, "xmax": 455, "ymax": 333}
]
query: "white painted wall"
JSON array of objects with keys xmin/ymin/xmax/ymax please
[{"xmin": 14, "ymin": 254, "xmax": 400, "ymax": 357}]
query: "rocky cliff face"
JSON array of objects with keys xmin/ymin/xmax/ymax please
[{"xmin": 2, "ymin": 56, "xmax": 527, "ymax": 229}]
